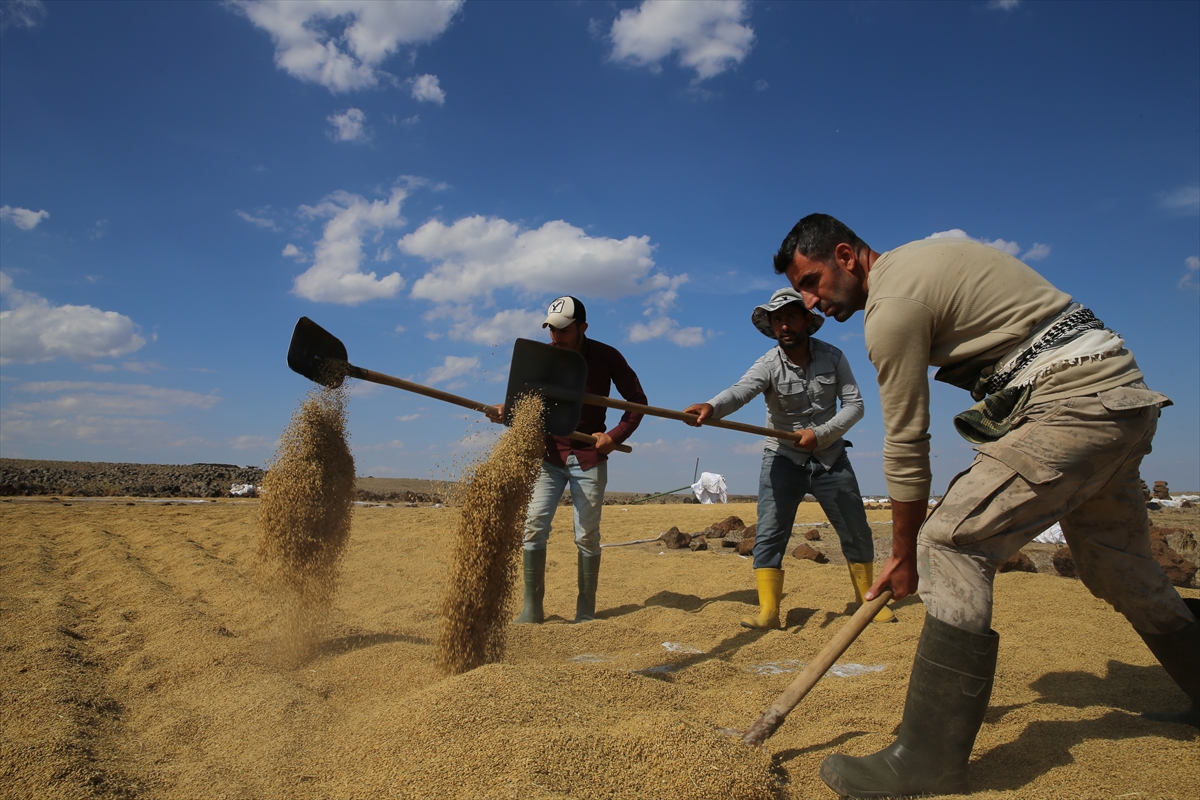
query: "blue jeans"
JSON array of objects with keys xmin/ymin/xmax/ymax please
[
  {"xmin": 522, "ymin": 455, "xmax": 608, "ymax": 556},
  {"xmin": 754, "ymin": 450, "xmax": 874, "ymax": 570}
]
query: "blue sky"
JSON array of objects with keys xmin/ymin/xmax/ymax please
[{"xmin": 1, "ymin": 0, "xmax": 1197, "ymax": 496}]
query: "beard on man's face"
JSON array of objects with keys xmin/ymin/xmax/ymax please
[{"xmin": 777, "ymin": 330, "xmax": 803, "ymax": 348}]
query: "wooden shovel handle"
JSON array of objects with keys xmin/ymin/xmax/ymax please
[
  {"xmin": 352, "ymin": 367, "xmax": 631, "ymax": 453},
  {"xmin": 583, "ymin": 393, "xmax": 804, "ymax": 443},
  {"xmin": 740, "ymin": 590, "xmax": 894, "ymax": 747},
  {"xmin": 568, "ymin": 431, "xmax": 633, "ymax": 454},
  {"xmin": 352, "ymin": 366, "xmax": 495, "ymax": 415}
]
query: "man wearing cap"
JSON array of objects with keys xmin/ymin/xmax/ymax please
[
  {"xmin": 682, "ymin": 288, "xmax": 891, "ymax": 631},
  {"xmin": 507, "ymin": 295, "xmax": 646, "ymax": 624},
  {"xmin": 774, "ymin": 213, "xmax": 1195, "ymax": 798}
]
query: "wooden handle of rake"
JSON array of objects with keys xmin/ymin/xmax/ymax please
[{"xmin": 740, "ymin": 590, "xmax": 894, "ymax": 747}]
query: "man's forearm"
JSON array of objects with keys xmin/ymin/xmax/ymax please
[
  {"xmin": 889, "ymin": 498, "xmax": 929, "ymax": 558},
  {"xmin": 865, "ymin": 496, "xmax": 928, "ymax": 601}
]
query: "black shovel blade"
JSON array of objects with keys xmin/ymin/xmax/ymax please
[
  {"xmin": 504, "ymin": 338, "xmax": 587, "ymax": 436},
  {"xmin": 287, "ymin": 316, "xmax": 350, "ymax": 388}
]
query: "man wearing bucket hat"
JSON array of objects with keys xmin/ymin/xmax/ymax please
[
  {"xmin": 683, "ymin": 287, "xmax": 891, "ymax": 630},
  {"xmin": 497, "ymin": 295, "xmax": 646, "ymax": 625}
]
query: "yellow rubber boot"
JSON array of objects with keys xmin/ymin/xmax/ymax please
[
  {"xmin": 741, "ymin": 568, "xmax": 784, "ymax": 630},
  {"xmin": 849, "ymin": 562, "xmax": 896, "ymax": 623}
]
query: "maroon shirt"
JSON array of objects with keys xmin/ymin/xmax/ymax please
[{"xmin": 546, "ymin": 337, "xmax": 646, "ymax": 470}]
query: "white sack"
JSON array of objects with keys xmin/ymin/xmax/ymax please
[
  {"xmin": 691, "ymin": 472, "xmax": 727, "ymax": 504},
  {"xmin": 1033, "ymin": 522, "xmax": 1065, "ymax": 544}
]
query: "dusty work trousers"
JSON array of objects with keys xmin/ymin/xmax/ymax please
[
  {"xmin": 754, "ymin": 450, "xmax": 875, "ymax": 570},
  {"xmin": 917, "ymin": 384, "xmax": 1192, "ymax": 637},
  {"xmin": 522, "ymin": 455, "xmax": 608, "ymax": 556}
]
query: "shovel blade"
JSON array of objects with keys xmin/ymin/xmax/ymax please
[
  {"xmin": 505, "ymin": 338, "xmax": 586, "ymax": 437},
  {"xmin": 287, "ymin": 316, "xmax": 349, "ymax": 388}
]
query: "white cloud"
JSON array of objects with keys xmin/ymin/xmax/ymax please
[
  {"xmin": 237, "ymin": 209, "xmax": 279, "ymax": 230},
  {"xmin": 1181, "ymin": 256, "xmax": 1200, "ymax": 293},
  {"xmin": 282, "ymin": 243, "xmax": 307, "ymax": 260},
  {"xmin": 627, "ymin": 316, "xmax": 705, "ymax": 347},
  {"xmin": 89, "ymin": 219, "xmax": 109, "ymax": 239},
  {"xmin": 9, "ymin": 381, "xmax": 220, "ymax": 416},
  {"xmin": 396, "ymin": 413, "xmax": 421, "ymax": 422},
  {"xmin": 0, "ymin": 205, "xmax": 49, "ymax": 230},
  {"xmin": 608, "ymin": 0, "xmax": 755, "ymax": 82},
  {"xmin": 1022, "ymin": 243, "xmax": 1051, "ymax": 261},
  {"xmin": 425, "ymin": 355, "xmax": 479, "ymax": 386},
  {"xmin": 403, "ymin": 216, "xmax": 657, "ymax": 302},
  {"xmin": 327, "ymin": 107, "xmax": 370, "ymax": 142},
  {"xmin": 1, "ymin": 381, "xmax": 223, "ymax": 454},
  {"xmin": 1158, "ymin": 186, "xmax": 1200, "ymax": 215},
  {"xmin": 409, "ymin": 74, "xmax": 445, "ymax": 105},
  {"xmin": 926, "ymin": 229, "xmax": 1050, "ymax": 263},
  {"xmin": 0, "ymin": 0, "xmax": 46, "ymax": 31},
  {"xmin": 733, "ymin": 439, "xmax": 765, "ymax": 456},
  {"xmin": 354, "ymin": 439, "xmax": 405, "ymax": 452},
  {"xmin": 231, "ymin": 435, "xmax": 271, "ymax": 451},
  {"xmin": 292, "ymin": 188, "xmax": 407, "ymax": 305},
  {"xmin": 753, "ymin": 78, "xmax": 768, "ymax": 92},
  {"xmin": 987, "ymin": 0, "xmax": 1020, "ymax": 10},
  {"xmin": 626, "ymin": 273, "xmax": 705, "ymax": 347},
  {"xmin": 0, "ymin": 272, "xmax": 146, "ymax": 364},
  {"xmin": 233, "ymin": 0, "xmax": 463, "ymax": 93},
  {"xmin": 440, "ymin": 307, "xmax": 546, "ymax": 346}
]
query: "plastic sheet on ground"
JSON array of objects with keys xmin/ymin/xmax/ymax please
[
  {"xmin": 691, "ymin": 472, "xmax": 727, "ymax": 504},
  {"xmin": 230, "ymin": 483, "xmax": 258, "ymax": 497},
  {"xmin": 1033, "ymin": 522, "xmax": 1065, "ymax": 544},
  {"xmin": 1154, "ymin": 495, "xmax": 1199, "ymax": 509}
]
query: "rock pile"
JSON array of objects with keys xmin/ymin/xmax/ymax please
[
  {"xmin": 1152, "ymin": 480, "xmax": 1171, "ymax": 500},
  {"xmin": 0, "ymin": 459, "xmax": 266, "ymax": 498},
  {"xmin": 1051, "ymin": 527, "xmax": 1198, "ymax": 588}
]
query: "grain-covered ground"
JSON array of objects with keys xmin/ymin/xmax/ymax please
[{"xmin": 2, "ymin": 496, "xmax": 1197, "ymax": 799}]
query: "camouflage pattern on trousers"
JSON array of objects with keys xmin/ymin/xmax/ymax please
[{"xmin": 917, "ymin": 382, "xmax": 1193, "ymax": 636}]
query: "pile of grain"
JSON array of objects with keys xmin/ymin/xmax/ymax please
[
  {"xmin": 255, "ymin": 384, "xmax": 356, "ymax": 663},
  {"xmin": 320, "ymin": 663, "xmax": 781, "ymax": 800},
  {"xmin": 435, "ymin": 394, "xmax": 545, "ymax": 675}
]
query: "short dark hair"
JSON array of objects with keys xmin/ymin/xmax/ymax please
[{"xmin": 772, "ymin": 213, "xmax": 868, "ymax": 274}]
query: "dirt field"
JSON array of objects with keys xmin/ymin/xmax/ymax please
[{"xmin": 2, "ymin": 497, "xmax": 1197, "ymax": 799}]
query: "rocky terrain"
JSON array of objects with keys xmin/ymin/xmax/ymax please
[{"xmin": 0, "ymin": 459, "xmax": 755, "ymax": 505}]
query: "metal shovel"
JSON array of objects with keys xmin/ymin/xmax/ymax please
[{"xmin": 286, "ymin": 318, "xmax": 629, "ymax": 452}]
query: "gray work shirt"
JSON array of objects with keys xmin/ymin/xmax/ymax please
[{"xmin": 706, "ymin": 339, "xmax": 865, "ymax": 468}]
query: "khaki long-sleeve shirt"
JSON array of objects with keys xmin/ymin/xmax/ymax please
[{"xmin": 865, "ymin": 238, "xmax": 1141, "ymax": 501}]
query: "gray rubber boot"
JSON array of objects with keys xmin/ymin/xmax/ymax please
[
  {"xmin": 819, "ymin": 614, "xmax": 999, "ymax": 798},
  {"xmin": 514, "ymin": 548, "xmax": 546, "ymax": 624},
  {"xmin": 573, "ymin": 551, "xmax": 601, "ymax": 623},
  {"xmin": 1138, "ymin": 597, "xmax": 1200, "ymax": 728}
]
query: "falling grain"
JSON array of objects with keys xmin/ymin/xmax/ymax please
[
  {"xmin": 255, "ymin": 382, "xmax": 356, "ymax": 663},
  {"xmin": 435, "ymin": 393, "xmax": 545, "ymax": 675}
]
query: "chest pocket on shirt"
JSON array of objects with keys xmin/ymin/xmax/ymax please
[
  {"xmin": 809, "ymin": 373, "xmax": 838, "ymax": 415},
  {"xmin": 777, "ymin": 379, "xmax": 812, "ymax": 414}
]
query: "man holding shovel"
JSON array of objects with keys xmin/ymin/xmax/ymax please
[
  {"xmin": 683, "ymin": 288, "xmax": 893, "ymax": 631},
  {"xmin": 775, "ymin": 213, "xmax": 1197, "ymax": 798},
  {"xmin": 491, "ymin": 295, "xmax": 646, "ymax": 624}
]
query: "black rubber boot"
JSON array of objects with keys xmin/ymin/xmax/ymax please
[
  {"xmin": 573, "ymin": 551, "xmax": 601, "ymax": 623},
  {"xmin": 1138, "ymin": 597, "xmax": 1200, "ymax": 728},
  {"xmin": 820, "ymin": 615, "xmax": 999, "ymax": 798},
  {"xmin": 514, "ymin": 548, "xmax": 546, "ymax": 624}
]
